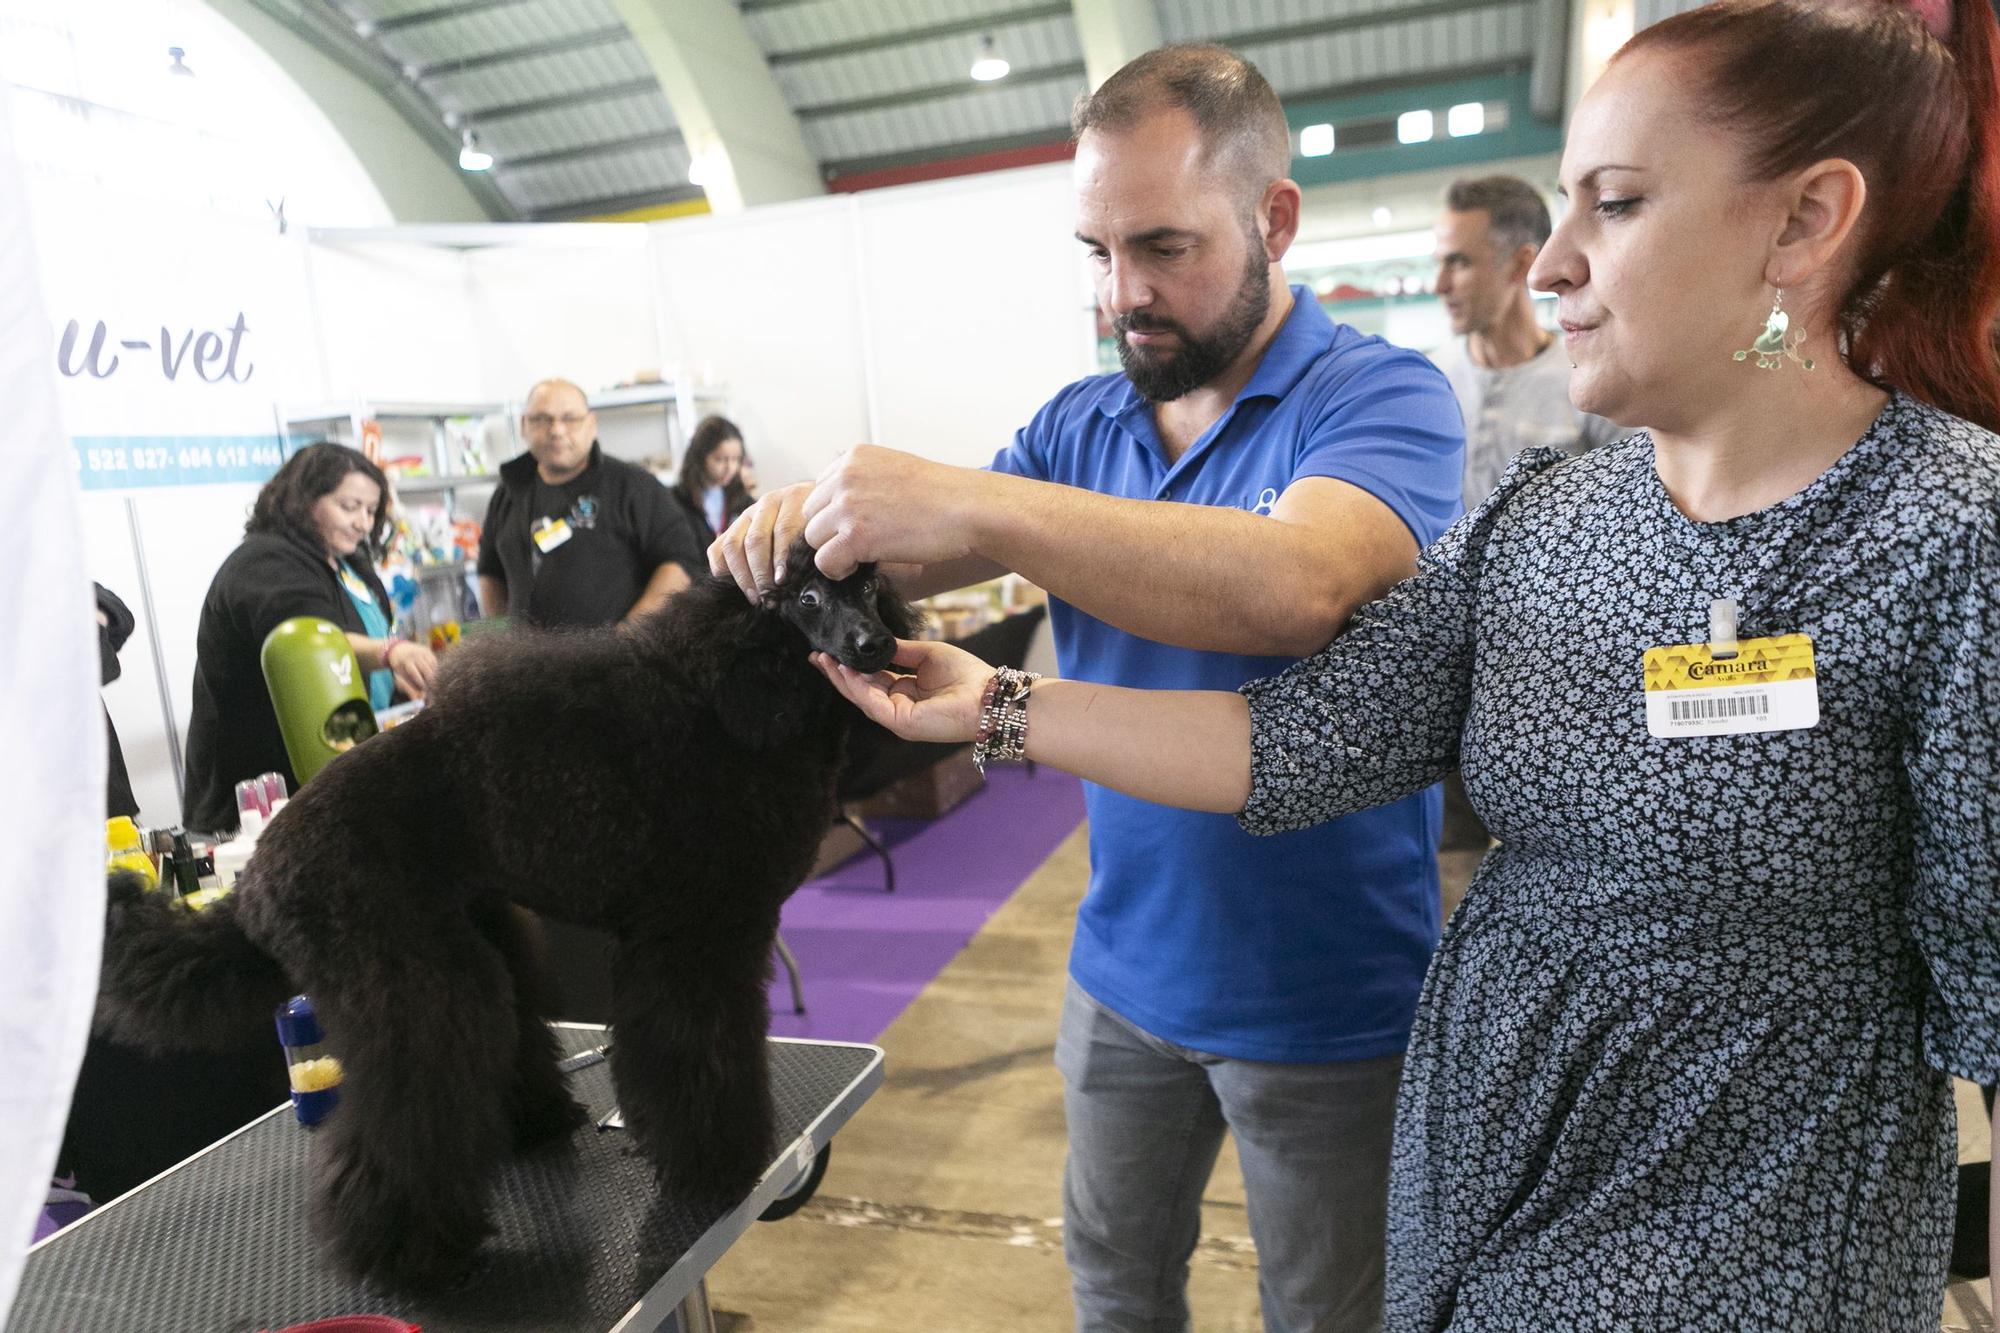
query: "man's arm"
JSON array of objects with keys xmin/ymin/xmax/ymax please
[
  {"xmin": 877, "ymin": 554, "xmax": 1010, "ymax": 601},
  {"xmin": 624, "ymin": 561, "xmax": 691, "ymax": 623},
  {"xmin": 798, "ymin": 449, "xmax": 1416, "ymax": 658},
  {"xmin": 958, "ymin": 470, "xmax": 1413, "ymax": 657},
  {"xmin": 477, "ymin": 575, "xmax": 509, "ymax": 618}
]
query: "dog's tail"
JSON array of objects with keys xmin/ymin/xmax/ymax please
[{"xmin": 95, "ymin": 872, "xmax": 296, "ymax": 1056}]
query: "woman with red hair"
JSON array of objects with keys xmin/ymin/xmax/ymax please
[{"xmin": 821, "ymin": 0, "xmax": 2000, "ymax": 1325}]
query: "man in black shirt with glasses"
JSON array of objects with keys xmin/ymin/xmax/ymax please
[{"xmin": 477, "ymin": 377, "xmax": 701, "ymax": 629}]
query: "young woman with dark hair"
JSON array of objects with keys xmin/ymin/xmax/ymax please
[
  {"xmin": 182, "ymin": 443, "xmax": 438, "ymax": 833},
  {"xmin": 821, "ymin": 1, "xmax": 2000, "ymax": 1324},
  {"xmin": 669, "ymin": 415, "xmax": 755, "ymax": 548}
]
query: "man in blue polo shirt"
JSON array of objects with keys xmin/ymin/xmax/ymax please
[{"xmin": 714, "ymin": 45, "xmax": 1460, "ymax": 1333}]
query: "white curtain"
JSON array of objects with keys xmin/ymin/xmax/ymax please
[{"xmin": 0, "ymin": 82, "xmax": 105, "ymax": 1323}]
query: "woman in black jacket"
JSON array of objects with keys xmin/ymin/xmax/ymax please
[
  {"xmin": 181, "ymin": 443, "xmax": 437, "ymax": 833},
  {"xmin": 667, "ymin": 415, "xmax": 755, "ymax": 549}
]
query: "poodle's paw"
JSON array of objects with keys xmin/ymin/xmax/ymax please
[
  {"xmin": 511, "ymin": 1088, "xmax": 588, "ymax": 1151},
  {"xmin": 313, "ymin": 1150, "xmax": 494, "ymax": 1291},
  {"xmin": 647, "ymin": 1133, "xmax": 769, "ymax": 1205},
  {"xmin": 323, "ymin": 1202, "xmax": 491, "ymax": 1292}
]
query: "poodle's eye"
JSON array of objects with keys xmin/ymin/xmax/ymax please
[
  {"xmin": 859, "ymin": 579, "xmax": 875, "ymax": 596},
  {"xmin": 798, "ymin": 589, "xmax": 822, "ymax": 608}
]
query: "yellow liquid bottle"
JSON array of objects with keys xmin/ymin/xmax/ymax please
[{"xmin": 105, "ymin": 816, "xmax": 158, "ymax": 890}]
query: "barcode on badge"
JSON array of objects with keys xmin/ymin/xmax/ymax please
[{"xmin": 1669, "ymin": 693, "xmax": 1770, "ymax": 723}]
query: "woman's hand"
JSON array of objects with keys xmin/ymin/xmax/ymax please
[
  {"xmin": 385, "ymin": 639, "xmax": 439, "ymax": 700},
  {"xmin": 812, "ymin": 638, "xmax": 990, "ymax": 743}
]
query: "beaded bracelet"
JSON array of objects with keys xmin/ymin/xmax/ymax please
[{"xmin": 971, "ymin": 666, "xmax": 1041, "ymax": 775}]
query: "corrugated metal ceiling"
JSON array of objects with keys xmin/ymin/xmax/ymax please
[{"xmin": 310, "ymin": 0, "xmax": 1551, "ymax": 218}]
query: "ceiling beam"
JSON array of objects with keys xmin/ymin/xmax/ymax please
[
  {"xmin": 371, "ymin": 0, "xmax": 548, "ymax": 35},
  {"xmin": 525, "ymin": 183, "xmax": 709, "ymax": 222},
  {"xmin": 1214, "ymin": 0, "xmax": 1514, "ymax": 53},
  {"xmin": 495, "ymin": 130, "xmax": 684, "ymax": 171},
  {"xmin": 1529, "ymin": 0, "xmax": 1569, "ymax": 122},
  {"xmin": 612, "ymin": 0, "xmax": 824, "ymax": 210},
  {"xmin": 1070, "ymin": 0, "xmax": 1162, "ymax": 91},
  {"xmin": 794, "ymin": 60, "xmax": 1086, "ymax": 120},
  {"xmin": 1279, "ymin": 57, "xmax": 1529, "ymax": 115},
  {"xmin": 821, "ymin": 125, "xmax": 1073, "ymax": 182},
  {"xmin": 766, "ymin": 3, "xmax": 1072, "ymax": 67},
  {"xmin": 461, "ymin": 78, "xmax": 666, "ymax": 123},
  {"xmin": 409, "ymin": 26, "xmax": 631, "ymax": 81}
]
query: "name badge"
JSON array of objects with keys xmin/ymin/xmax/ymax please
[
  {"xmin": 532, "ymin": 517, "xmax": 572, "ymax": 553},
  {"xmin": 1642, "ymin": 633, "xmax": 1819, "ymax": 738}
]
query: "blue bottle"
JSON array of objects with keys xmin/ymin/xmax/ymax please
[{"xmin": 274, "ymin": 995, "xmax": 342, "ymax": 1126}]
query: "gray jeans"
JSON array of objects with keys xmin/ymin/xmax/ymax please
[{"xmin": 1056, "ymin": 979, "xmax": 1402, "ymax": 1333}]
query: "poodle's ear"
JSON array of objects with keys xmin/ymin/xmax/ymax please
[
  {"xmin": 711, "ymin": 648, "xmax": 812, "ymax": 751},
  {"xmin": 869, "ymin": 567, "xmax": 927, "ymax": 640},
  {"xmin": 779, "ymin": 537, "xmax": 818, "ymax": 591}
]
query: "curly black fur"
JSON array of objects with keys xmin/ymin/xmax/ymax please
[{"xmin": 95, "ymin": 544, "xmax": 920, "ymax": 1290}]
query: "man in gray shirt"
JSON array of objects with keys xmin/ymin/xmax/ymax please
[
  {"xmin": 1429, "ymin": 175, "xmax": 1621, "ymax": 850},
  {"xmin": 1429, "ymin": 175, "xmax": 1621, "ymax": 509}
]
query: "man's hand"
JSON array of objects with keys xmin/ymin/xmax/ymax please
[
  {"xmin": 709, "ymin": 447, "xmax": 993, "ymax": 600},
  {"xmin": 800, "ymin": 446, "xmax": 984, "ymax": 579},
  {"xmin": 709, "ymin": 482, "xmax": 812, "ymax": 601}
]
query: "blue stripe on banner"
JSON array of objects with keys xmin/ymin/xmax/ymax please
[{"xmin": 72, "ymin": 434, "xmax": 289, "ymax": 490}]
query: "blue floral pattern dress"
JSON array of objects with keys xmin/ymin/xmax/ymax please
[{"xmin": 1238, "ymin": 393, "xmax": 1999, "ymax": 1331}]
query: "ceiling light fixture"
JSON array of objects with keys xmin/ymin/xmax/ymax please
[
  {"xmin": 1447, "ymin": 102, "xmax": 1484, "ymax": 137},
  {"xmin": 969, "ymin": 35, "xmax": 1010, "ymax": 82},
  {"xmin": 1396, "ymin": 109, "xmax": 1433, "ymax": 144},
  {"xmin": 458, "ymin": 127, "xmax": 493, "ymax": 172},
  {"xmin": 1299, "ymin": 123, "xmax": 1334, "ymax": 157}
]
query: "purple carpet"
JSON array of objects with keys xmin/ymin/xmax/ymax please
[{"xmin": 767, "ymin": 765, "xmax": 1085, "ymax": 1042}]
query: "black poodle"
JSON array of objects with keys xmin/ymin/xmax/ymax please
[{"xmin": 96, "ymin": 543, "xmax": 920, "ymax": 1290}]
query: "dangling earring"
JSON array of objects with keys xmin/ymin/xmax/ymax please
[{"xmin": 1733, "ymin": 288, "xmax": 1815, "ymax": 371}]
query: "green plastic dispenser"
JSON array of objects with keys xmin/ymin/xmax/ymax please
[{"xmin": 260, "ymin": 616, "xmax": 378, "ymax": 785}]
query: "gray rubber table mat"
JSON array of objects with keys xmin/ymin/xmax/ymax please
[{"xmin": 11, "ymin": 1028, "xmax": 882, "ymax": 1333}]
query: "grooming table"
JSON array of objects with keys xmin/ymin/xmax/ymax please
[{"xmin": 11, "ymin": 1025, "xmax": 883, "ymax": 1332}]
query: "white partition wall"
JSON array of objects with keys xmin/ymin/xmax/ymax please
[
  {"xmin": 647, "ymin": 195, "xmax": 875, "ymax": 491},
  {"xmin": 853, "ymin": 162, "xmax": 1093, "ymax": 469},
  {"xmin": 305, "ymin": 240, "xmax": 485, "ymax": 404},
  {"xmin": 464, "ymin": 233, "xmax": 662, "ymax": 406}
]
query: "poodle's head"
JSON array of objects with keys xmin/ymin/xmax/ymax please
[{"xmin": 768, "ymin": 539, "xmax": 923, "ymax": 674}]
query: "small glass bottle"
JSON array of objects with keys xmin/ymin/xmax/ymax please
[{"xmin": 274, "ymin": 994, "xmax": 342, "ymax": 1126}]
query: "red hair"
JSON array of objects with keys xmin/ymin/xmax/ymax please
[{"xmin": 1624, "ymin": 0, "xmax": 2000, "ymax": 431}]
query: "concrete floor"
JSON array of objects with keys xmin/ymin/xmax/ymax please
[{"xmin": 705, "ymin": 836, "xmax": 1995, "ymax": 1331}]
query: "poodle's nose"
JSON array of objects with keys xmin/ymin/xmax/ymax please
[{"xmin": 851, "ymin": 629, "xmax": 892, "ymax": 663}]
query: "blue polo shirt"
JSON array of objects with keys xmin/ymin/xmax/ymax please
[{"xmin": 991, "ymin": 289, "xmax": 1463, "ymax": 1061}]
